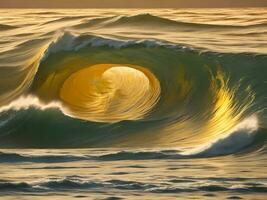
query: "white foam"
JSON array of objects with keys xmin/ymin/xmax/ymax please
[
  {"xmin": 182, "ymin": 115, "xmax": 259, "ymax": 157},
  {"xmin": 42, "ymin": 32, "xmax": 186, "ymax": 61},
  {"xmin": 0, "ymin": 95, "xmax": 63, "ymax": 113}
]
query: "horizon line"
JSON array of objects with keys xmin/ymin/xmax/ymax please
[{"xmin": 1, "ymin": 6, "xmax": 267, "ymax": 9}]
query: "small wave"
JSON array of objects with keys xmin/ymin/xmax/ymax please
[
  {"xmin": 0, "ymin": 182, "xmax": 30, "ymax": 191},
  {"xmin": 147, "ymin": 184, "xmax": 267, "ymax": 193},
  {"xmin": 28, "ymin": 11, "xmax": 61, "ymax": 15},
  {"xmin": 0, "ymin": 24, "xmax": 18, "ymax": 31},
  {"xmin": 2, "ymin": 177, "xmax": 267, "ymax": 193},
  {"xmin": 40, "ymin": 178, "xmax": 103, "ymax": 189},
  {"xmin": 0, "ymin": 178, "xmax": 156, "ymax": 192},
  {"xmin": 73, "ymin": 14, "xmax": 251, "ymax": 30},
  {"xmin": 0, "ymin": 151, "xmax": 88, "ymax": 163},
  {"xmin": 43, "ymin": 16, "xmax": 90, "ymax": 25},
  {"xmin": 73, "ymin": 16, "xmax": 117, "ymax": 29},
  {"xmin": 0, "ymin": 179, "xmax": 101, "ymax": 192},
  {"xmin": 97, "ymin": 150, "xmax": 182, "ymax": 161},
  {"xmin": 197, "ymin": 185, "xmax": 267, "ymax": 193},
  {"xmin": 107, "ymin": 14, "xmax": 227, "ymax": 28},
  {"xmin": 0, "ymin": 150, "xmax": 182, "ymax": 163}
]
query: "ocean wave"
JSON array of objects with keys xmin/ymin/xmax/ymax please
[
  {"xmin": 0, "ymin": 24, "xmax": 18, "ymax": 31},
  {"xmin": 1, "ymin": 177, "xmax": 267, "ymax": 193},
  {"xmin": 73, "ymin": 14, "xmax": 259, "ymax": 30},
  {"xmin": 0, "ymin": 30, "xmax": 265, "ymax": 150},
  {"xmin": 0, "ymin": 151, "xmax": 88, "ymax": 163},
  {"xmin": 26, "ymin": 11, "xmax": 61, "ymax": 15},
  {"xmin": 43, "ymin": 16, "xmax": 91, "ymax": 25},
  {"xmin": 0, "ymin": 150, "xmax": 183, "ymax": 163},
  {"xmin": 0, "ymin": 182, "xmax": 30, "ymax": 191}
]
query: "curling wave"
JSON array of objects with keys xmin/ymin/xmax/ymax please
[
  {"xmin": 0, "ymin": 31, "xmax": 266, "ymax": 154},
  {"xmin": 59, "ymin": 64, "xmax": 160, "ymax": 122}
]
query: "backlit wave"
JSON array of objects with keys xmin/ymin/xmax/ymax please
[{"xmin": 0, "ymin": 33, "xmax": 265, "ymax": 152}]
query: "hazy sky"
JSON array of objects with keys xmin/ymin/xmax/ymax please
[{"xmin": 1, "ymin": 0, "xmax": 267, "ymax": 8}]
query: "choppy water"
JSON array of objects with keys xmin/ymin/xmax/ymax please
[{"xmin": 0, "ymin": 8, "xmax": 267, "ymax": 199}]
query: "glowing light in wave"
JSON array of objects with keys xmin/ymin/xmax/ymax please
[{"xmin": 59, "ymin": 64, "xmax": 161, "ymax": 122}]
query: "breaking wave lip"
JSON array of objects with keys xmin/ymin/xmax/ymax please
[
  {"xmin": 98, "ymin": 116, "xmax": 260, "ymax": 159},
  {"xmin": 42, "ymin": 32, "xmax": 191, "ymax": 58},
  {"xmin": 1, "ymin": 177, "xmax": 267, "ymax": 193},
  {"xmin": 0, "ymin": 95, "xmax": 63, "ymax": 114},
  {"xmin": 43, "ymin": 32, "xmax": 266, "ymax": 61},
  {"xmin": 182, "ymin": 115, "xmax": 259, "ymax": 157}
]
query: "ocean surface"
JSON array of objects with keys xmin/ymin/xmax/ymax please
[{"xmin": 0, "ymin": 8, "xmax": 267, "ymax": 199}]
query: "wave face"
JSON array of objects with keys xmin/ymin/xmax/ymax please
[{"xmin": 0, "ymin": 9, "xmax": 266, "ymax": 156}]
